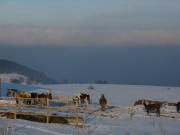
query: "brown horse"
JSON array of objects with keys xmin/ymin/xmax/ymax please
[
  {"xmin": 38, "ymin": 93, "xmax": 52, "ymax": 106},
  {"xmin": 99, "ymin": 94, "xmax": 107, "ymax": 111},
  {"xmin": 143, "ymin": 101, "xmax": 166, "ymax": 117},
  {"xmin": 134, "ymin": 99, "xmax": 168, "ymax": 117},
  {"xmin": 143, "ymin": 102, "xmax": 162, "ymax": 117},
  {"xmin": 7, "ymin": 89, "xmax": 31, "ymax": 104}
]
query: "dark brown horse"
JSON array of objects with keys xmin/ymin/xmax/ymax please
[
  {"xmin": 99, "ymin": 94, "xmax": 107, "ymax": 111},
  {"xmin": 31, "ymin": 92, "xmax": 39, "ymax": 105},
  {"xmin": 176, "ymin": 101, "xmax": 180, "ymax": 113}
]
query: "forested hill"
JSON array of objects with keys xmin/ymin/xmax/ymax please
[{"xmin": 0, "ymin": 59, "xmax": 57, "ymax": 85}]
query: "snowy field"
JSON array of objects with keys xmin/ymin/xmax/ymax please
[{"xmin": 1, "ymin": 83, "xmax": 180, "ymax": 135}]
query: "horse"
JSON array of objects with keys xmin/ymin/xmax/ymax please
[
  {"xmin": 73, "ymin": 93, "xmax": 90, "ymax": 105},
  {"xmin": 19, "ymin": 91, "xmax": 31, "ymax": 104},
  {"xmin": 7, "ymin": 89, "xmax": 31, "ymax": 104},
  {"xmin": 99, "ymin": 94, "xmax": 107, "ymax": 111},
  {"xmin": 38, "ymin": 92, "xmax": 52, "ymax": 106},
  {"xmin": 134, "ymin": 99, "xmax": 168, "ymax": 117},
  {"xmin": 7, "ymin": 89, "xmax": 18, "ymax": 97},
  {"xmin": 176, "ymin": 101, "xmax": 180, "ymax": 113},
  {"xmin": 143, "ymin": 102, "xmax": 163, "ymax": 117},
  {"xmin": 31, "ymin": 92, "xmax": 39, "ymax": 105},
  {"xmin": 143, "ymin": 101, "xmax": 167, "ymax": 117}
]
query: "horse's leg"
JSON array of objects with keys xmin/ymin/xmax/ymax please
[
  {"xmin": 34, "ymin": 99, "xmax": 37, "ymax": 105},
  {"xmin": 16, "ymin": 98, "xmax": 18, "ymax": 104},
  {"xmin": 44, "ymin": 99, "xmax": 46, "ymax": 106},
  {"xmin": 176, "ymin": 105, "xmax": 179, "ymax": 113},
  {"xmin": 36, "ymin": 96, "xmax": 39, "ymax": 105},
  {"xmin": 41, "ymin": 98, "xmax": 46, "ymax": 106},
  {"xmin": 88, "ymin": 97, "xmax": 90, "ymax": 104},
  {"xmin": 82, "ymin": 98, "xmax": 85, "ymax": 104},
  {"xmin": 157, "ymin": 108, "xmax": 160, "ymax": 117},
  {"xmin": 28, "ymin": 99, "xmax": 31, "ymax": 105},
  {"xmin": 146, "ymin": 108, "xmax": 149, "ymax": 116}
]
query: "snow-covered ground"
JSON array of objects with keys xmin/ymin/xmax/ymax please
[{"xmin": 1, "ymin": 83, "xmax": 180, "ymax": 135}]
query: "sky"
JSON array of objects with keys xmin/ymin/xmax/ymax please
[
  {"xmin": 0, "ymin": 0, "xmax": 180, "ymax": 86},
  {"xmin": 0, "ymin": 0, "xmax": 180, "ymax": 46}
]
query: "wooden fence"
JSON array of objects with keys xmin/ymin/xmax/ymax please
[
  {"xmin": 0, "ymin": 96, "xmax": 90, "ymax": 135},
  {"xmin": 0, "ymin": 96, "xmax": 80, "ymax": 124}
]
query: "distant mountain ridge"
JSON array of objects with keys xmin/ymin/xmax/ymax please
[{"xmin": 0, "ymin": 59, "xmax": 57, "ymax": 84}]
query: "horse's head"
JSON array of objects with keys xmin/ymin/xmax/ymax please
[
  {"xmin": 48, "ymin": 93, "xmax": 52, "ymax": 99},
  {"xmin": 134, "ymin": 101, "xmax": 139, "ymax": 106},
  {"xmin": 144, "ymin": 100, "xmax": 151, "ymax": 105},
  {"xmin": 7, "ymin": 90, "xmax": 11, "ymax": 96},
  {"xmin": 7, "ymin": 89, "xmax": 16, "ymax": 97},
  {"xmin": 73, "ymin": 96, "xmax": 80, "ymax": 105}
]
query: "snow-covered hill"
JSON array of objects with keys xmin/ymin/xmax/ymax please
[
  {"xmin": 0, "ymin": 73, "xmax": 40, "ymax": 85},
  {"xmin": 0, "ymin": 59, "xmax": 57, "ymax": 84}
]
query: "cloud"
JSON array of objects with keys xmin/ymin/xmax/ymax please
[{"xmin": 0, "ymin": 26, "xmax": 180, "ymax": 46}]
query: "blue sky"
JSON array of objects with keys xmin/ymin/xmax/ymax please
[{"xmin": 0, "ymin": 0, "xmax": 180, "ymax": 46}]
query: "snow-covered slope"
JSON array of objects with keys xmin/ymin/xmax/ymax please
[
  {"xmin": 0, "ymin": 59, "xmax": 58, "ymax": 84},
  {"xmin": 0, "ymin": 73, "xmax": 40, "ymax": 85},
  {"xmin": 1, "ymin": 84, "xmax": 180, "ymax": 135}
]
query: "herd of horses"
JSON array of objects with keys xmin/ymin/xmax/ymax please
[
  {"xmin": 6, "ymin": 89, "xmax": 92, "ymax": 107},
  {"xmin": 7, "ymin": 89, "xmax": 106, "ymax": 112},
  {"xmin": 6, "ymin": 89, "xmax": 180, "ymax": 117},
  {"xmin": 7, "ymin": 89, "xmax": 52, "ymax": 105},
  {"xmin": 134, "ymin": 99, "xmax": 180, "ymax": 117}
]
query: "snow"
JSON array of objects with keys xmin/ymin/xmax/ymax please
[{"xmin": 1, "ymin": 83, "xmax": 180, "ymax": 135}]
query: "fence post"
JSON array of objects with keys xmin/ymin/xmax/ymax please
[
  {"xmin": 129, "ymin": 100, "xmax": 134, "ymax": 120},
  {"xmin": 18, "ymin": 97, "xmax": 21, "ymax": 112},
  {"xmin": 153, "ymin": 117, "xmax": 155, "ymax": 128},
  {"xmin": 88, "ymin": 125, "xmax": 91, "ymax": 135},
  {"xmin": 0, "ymin": 78, "xmax": 1, "ymax": 97},
  {"xmin": 46, "ymin": 98, "xmax": 49, "ymax": 123},
  {"xmin": 84, "ymin": 98, "xmax": 88, "ymax": 123},
  {"xmin": 14, "ymin": 97, "xmax": 17, "ymax": 119},
  {"xmin": 82, "ymin": 98, "xmax": 88, "ymax": 131},
  {"xmin": 67, "ymin": 96, "xmax": 69, "ymax": 105},
  {"xmin": 3, "ymin": 121, "xmax": 7, "ymax": 135},
  {"xmin": 75, "ymin": 102, "xmax": 79, "ymax": 135},
  {"xmin": 75, "ymin": 102, "xmax": 79, "ymax": 126}
]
